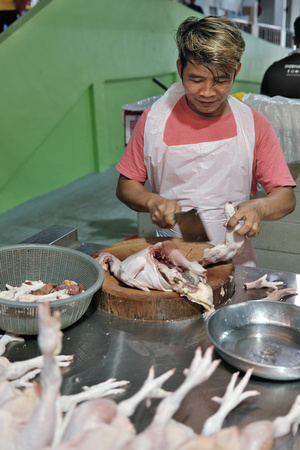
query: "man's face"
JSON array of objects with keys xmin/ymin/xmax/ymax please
[{"xmin": 177, "ymin": 60, "xmax": 241, "ymax": 117}]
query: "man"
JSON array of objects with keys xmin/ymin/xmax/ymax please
[
  {"xmin": 116, "ymin": 16, "xmax": 296, "ymax": 266},
  {"xmin": 261, "ymin": 16, "xmax": 300, "ymax": 98}
]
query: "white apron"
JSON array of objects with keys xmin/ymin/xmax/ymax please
[{"xmin": 143, "ymin": 82, "xmax": 256, "ymax": 266}]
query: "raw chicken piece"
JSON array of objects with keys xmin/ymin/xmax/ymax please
[
  {"xmin": 59, "ymin": 378, "xmax": 130, "ymax": 413},
  {"xmin": 0, "ymin": 279, "xmax": 85, "ymax": 303},
  {"xmin": 0, "ymin": 302, "xmax": 131, "ymax": 450},
  {"xmin": 244, "ymin": 274, "xmax": 284, "ymax": 290},
  {"xmin": 180, "ymin": 378, "xmax": 300, "ymax": 450},
  {"xmin": 201, "ymin": 369, "xmax": 259, "ymax": 435},
  {"xmin": 122, "ymin": 347, "xmax": 220, "ymax": 449},
  {"xmin": 243, "ymin": 275, "xmax": 297, "ymax": 301},
  {"xmin": 202, "ymin": 202, "xmax": 246, "ymax": 266},
  {"xmin": 52, "ymin": 347, "xmax": 218, "ymax": 449},
  {"xmin": 55, "ymin": 365, "xmax": 176, "ymax": 449},
  {"xmin": 0, "ymin": 353, "xmax": 74, "ymax": 386},
  {"xmin": 16, "ymin": 301, "xmax": 64, "ymax": 450},
  {"xmin": 273, "ymin": 394, "xmax": 300, "ymax": 438},
  {"xmin": 0, "ymin": 333, "xmax": 24, "ymax": 356},
  {"xmin": 0, "ymin": 302, "xmax": 64, "ymax": 450},
  {"xmin": 96, "ymin": 240, "xmax": 214, "ymax": 315},
  {"xmin": 265, "ymin": 288, "xmax": 297, "ymax": 301},
  {"xmin": 178, "ymin": 426, "xmax": 241, "ymax": 449},
  {"xmin": 2, "ymin": 302, "xmax": 300, "ymax": 449}
]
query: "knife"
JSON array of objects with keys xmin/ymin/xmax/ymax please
[{"xmin": 173, "ymin": 209, "xmax": 210, "ymax": 242}]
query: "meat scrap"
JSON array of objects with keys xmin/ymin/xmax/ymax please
[
  {"xmin": 96, "ymin": 240, "xmax": 214, "ymax": 315},
  {"xmin": 0, "ymin": 279, "xmax": 86, "ymax": 302},
  {"xmin": 202, "ymin": 201, "xmax": 246, "ymax": 266}
]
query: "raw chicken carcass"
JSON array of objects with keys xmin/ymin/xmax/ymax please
[
  {"xmin": 202, "ymin": 202, "xmax": 246, "ymax": 266},
  {"xmin": 96, "ymin": 240, "xmax": 214, "ymax": 314}
]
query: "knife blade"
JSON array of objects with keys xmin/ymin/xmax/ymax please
[{"xmin": 174, "ymin": 209, "xmax": 210, "ymax": 242}]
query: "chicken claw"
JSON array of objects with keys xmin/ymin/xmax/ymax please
[
  {"xmin": 273, "ymin": 394, "xmax": 300, "ymax": 438},
  {"xmin": 117, "ymin": 366, "xmax": 175, "ymax": 417},
  {"xmin": 202, "ymin": 368, "xmax": 259, "ymax": 436},
  {"xmin": 153, "ymin": 347, "xmax": 220, "ymax": 427},
  {"xmin": 244, "ymin": 274, "xmax": 284, "ymax": 290},
  {"xmin": 59, "ymin": 378, "xmax": 130, "ymax": 413},
  {"xmin": 266, "ymin": 288, "xmax": 297, "ymax": 301}
]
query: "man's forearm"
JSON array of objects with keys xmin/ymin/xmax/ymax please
[
  {"xmin": 228, "ymin": 186, "xmax": 296, "ymax": 237},
  {"xmin": 253, "ymin": 186, "xmax": 296, "ymax": 221},
  {"xmin": 116, "ymin": 175, "xmax": 181, "ymax": 229},
  {"xmin": 116, "ymin": 175, "xmax": 158, "ymax": 213}
]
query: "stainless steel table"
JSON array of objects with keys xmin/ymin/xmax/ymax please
[{"xmin": 5, "ymin": 263, "xmax": 300, "ymax": 448}]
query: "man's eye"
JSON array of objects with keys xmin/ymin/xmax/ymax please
[{"xmin": 216, "ymin": 78, "xmax": 231, "ymax": 84}]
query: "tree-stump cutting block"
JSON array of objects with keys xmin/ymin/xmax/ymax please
[{"xmin": 92, "ymin": 238, "xmax": 235, "ymax": 321}]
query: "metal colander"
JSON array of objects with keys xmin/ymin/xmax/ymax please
[{"xmin": 0, "ymin": 244, "xmax": 104, "ymax": 335}]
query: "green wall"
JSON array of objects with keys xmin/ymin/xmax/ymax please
[{"xmin": 0, "ymin": 0, "xmax": 290, "ymax": 214}]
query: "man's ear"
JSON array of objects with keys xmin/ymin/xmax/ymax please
[
  {"xmin": 235, "ymin": 62, "xmax": 242, "ymax": 79},
  {"xmin": 176, "ymin": 59, "xmax": 183, "ymax": 79}
]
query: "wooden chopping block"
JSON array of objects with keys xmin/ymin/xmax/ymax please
[{"xmin": 92, "ymin": 238, "xmax": 235, "ymax": 321}]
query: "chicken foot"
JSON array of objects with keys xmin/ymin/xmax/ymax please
[
  {"xmin": 59, "ymin": 378, "xmax": 130, "ymax": 413},
  {"xmin": 16, "ymin": 301, "xmax": 63, "ymax": 450},
  {"xmin": 202, "ymin": 368, "xmax": 259, "ymax": 436},
  {"xmin": 244, "ymin": 274, "xmax": 284, "ymax": 290},
  {"xmin": 117, "ymin": 366, "xmax": 175, "ymax": 417},
  {"xmin": 152, "ymin": 347, "xmax": 220, "ymax": 426},
  {"xmin": 0, "ymin": 353, "xmax": 74, "ymax": 384},
  {"xmin": 273, "ymin": 394, "xmax": 300, "ymax": 438},
  {"xmin": 265, "ymin": 288, "xmax": 297, "ymax": 301},
  {"xmin": 124, "ymin": 347, "xmax": 220, "ymax": 449}
]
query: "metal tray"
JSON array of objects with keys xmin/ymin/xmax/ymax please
[{"xmin": 206, "ymin": 300, "xmax": 300, "ymax": 380}]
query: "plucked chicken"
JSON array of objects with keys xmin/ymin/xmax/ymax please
[{"xmin": 96, "ymin": 240, "xmax": 214, "ymax": 314}]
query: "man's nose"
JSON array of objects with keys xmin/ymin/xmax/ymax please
[{"xmin": 199, "ymin": 80, "xmax": 215, "ymax": 95}]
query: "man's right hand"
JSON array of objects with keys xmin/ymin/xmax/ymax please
[
  {"xmin": 116, "ymin": 174, "xmax": 181, "ymax": 229},
  {"xmin": 147, "ymin": 197, "xmax": 181, "ymax": 229}
]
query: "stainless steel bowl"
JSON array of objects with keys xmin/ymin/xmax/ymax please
[
  {"xmin": 0, "ymin": 244, "xmax": 104, "ymax": 335},
  {"xmin": 206, "ymin": 300, "xmax": 300, "ymax": 380}
]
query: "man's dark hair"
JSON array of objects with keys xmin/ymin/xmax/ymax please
[{"xmin": 294, "ymin": 16, "xmax": 300, "ymax": 44}]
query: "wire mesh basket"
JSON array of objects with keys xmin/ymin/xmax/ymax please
[{"xmin": 0, "ymin": 244, "xmax": 104, "ymax": 335}]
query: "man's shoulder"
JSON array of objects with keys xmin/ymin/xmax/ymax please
[{"xmin": 267, "ymin": 53, "xmax": 300, "ymax": 70}]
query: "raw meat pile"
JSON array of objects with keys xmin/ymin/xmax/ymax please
[
  {"xmin": 0, "ymin": 303, "xmax": 299, "ymax": 449},
  {"xmin": 96, "ymin": 240, "xmax": 214, "ymax": 315},
  {"xmin": 0, "ymin": 280, "xmax": 86, "ymax": 303}
]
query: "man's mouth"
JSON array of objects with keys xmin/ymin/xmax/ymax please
[{"xmin": 198, "ymin": 100, "xmax": 216, "ymax": 107}]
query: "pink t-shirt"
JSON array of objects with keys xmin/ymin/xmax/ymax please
[{"xmin": 116, "ymin": 95, "xmax": 296, "ymax": 197}]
